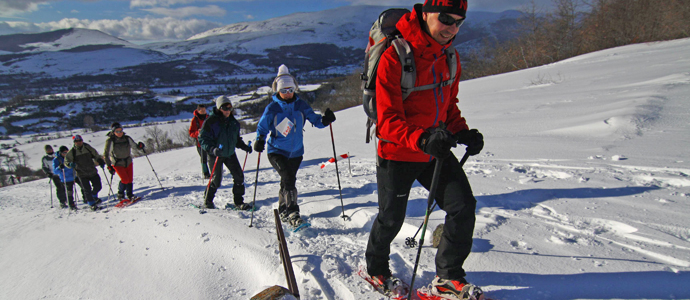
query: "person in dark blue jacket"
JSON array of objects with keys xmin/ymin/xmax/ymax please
[
  {"xmin": 199, "ymin": 95, "xmax": 253, "ymax": 209},
  {"xmin": 254, "ymin": 64, "xmax": 336, "ymax": 228},
  {"xmin": 52, "ymin": 146, "xmax": 78, "ymax": 210}
]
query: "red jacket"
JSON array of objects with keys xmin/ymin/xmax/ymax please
[
  {"xmin": 376, "ymin": 4, "xmax": 468, "ymax": 162},
  {"xmin": 189, "ymin": 110, "xmax": 208, "ymax": 147}
]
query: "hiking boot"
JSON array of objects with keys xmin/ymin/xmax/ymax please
[
  {"xmin": 369, "ymin": 274, "xmax": 409, "ymax": 298},
  {"xmin": 431, "ymin": 277, "xmax": 484, "ymax": 300},
  {"xmin": 59, "ymin": 203, "xmax": 68, "ymax": 209},
  {"xmin": 90, "ymin": 205, "xmax": 101, "ymax": 211},
  {"xmin": 69, "ymin": 205, "xmax": 78, "ymax": 211},
  {"xmin": 204, "ymin": 202, "xmax": 216, "ymax": 209},
  {"xmin": 287, "ymin": 212, "xmax": 305, "ymax": 228},
  {"xmin": 234, "ymin": 203, "xmax": 254, "ymax": 211},
  {"xmin": 93, "ymin": 197, "xmax": 102, "ymax": 205}
]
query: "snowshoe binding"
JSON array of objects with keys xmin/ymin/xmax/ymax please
[
  {"xmin": 357, "ymin": 265, "xmax": 409, "ymax": 299},
  {"xmin": 417, "ymin": 277, "xmax": 485, "ymax": 300}
]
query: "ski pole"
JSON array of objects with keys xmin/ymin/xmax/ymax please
[
  {"xmin": 407, "ymin": 157, "xmax": 444, "ymax": 300},
  {"xmin": 242, "ymin": 141, "xmax": 252, "ymax": 171},
  {"xmin": 329, "ymin": 124, "xmax": 349, "ymax": 221},
  {"xmin": 142, "ymin": 149, "xmax": 164, "ymax": 190},
  {"xmin": 61, "ymin": 168, "xmax": 69, "ymax": 207},
  {"xmin": 101, "ymin": 166, "xmax": 115, "ymax": 203},
  {"xmin": 204, "ymin": 145, "xmax": 222, "ymax": 200},
  {"xmin": 49, "ymin": 177, "xmax": 54, "ymax": 208},
  {"xmin": 405, "ymin": 151, "xmax": 471, "ymax": 248},
  {"xmin": 249, "ymin": 152, "xmax": 261, "ymax": 228}
]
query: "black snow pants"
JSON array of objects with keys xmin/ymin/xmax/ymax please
[
  {"xmin": 205, "ymin": 153, "xmax": 245, "ymax": 206},
  {"xmin": 267, "ymin": 153, "xmax": 303, "ymax": 215},
  {"xmin": 78, "ymin": 174, "xmax": 102, "ymax": 204},
  {"xmin": 366, "ymin": 153, "xmax": 477, "ymax": 280}
]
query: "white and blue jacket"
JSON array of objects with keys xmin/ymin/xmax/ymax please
[{"xmin": 256, "ymin": 94, "xmax": 326, "ymax": 158}]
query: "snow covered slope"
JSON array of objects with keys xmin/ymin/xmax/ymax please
[{"xmin": 1, "ymin": 38, "xmax": 689, "ymax": 299}]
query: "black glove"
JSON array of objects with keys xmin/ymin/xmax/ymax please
[
  {"xmin": 321, "ymin": 108, "xmax": 336, "ymax": 126},
  {"xmin": 97, "ymin": 158, "xmax": 106, "ymax": 168},
  {"xmin": 137, "ymin": 142, "xmax": 145, "ymax": 150},
  {"xmin": 254, "ymin": 138, "xmax": 265, "ymax": 152},
  {"xmin": 240, "ymin": 143, "xmax": 252, "ymax": 154},
  {"xmin": 454, "ymin": 129, "xmax": 484, "ymax": 156},
  {"xmin": 59, "ymin": 163, "xmax": 65, "ymax": 170},
  {"xmin": 418, "ymin": 127, "xmax": 456, "ymax": 159},
  {"xmin": 107, "ymin": 165, "xmax": 116, "ymax": 175},
  {"xmin": 212, "ymin": 147, "xmax": 223, "ymax": 157}
]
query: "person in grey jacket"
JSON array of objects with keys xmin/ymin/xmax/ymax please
[
  {"xmin": 103, "ymin": 122, "xmax": 145, "ymax": 200},
  {"xmin": 42, "ymin": 145, "xmax": 67, "ymax": 208}
]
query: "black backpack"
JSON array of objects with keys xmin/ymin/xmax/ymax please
[{"xmin": 361, "ymin": 8, "xmax": 458, "ymax": 143}]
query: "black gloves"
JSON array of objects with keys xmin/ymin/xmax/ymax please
[
  {"xmin": 239, "ymin": 142, "xmax": 252, "ymax": 154},
  {"xmin": 107, "ymin": 165, "xmax": 116, "ymax": 175},
  {"xmin": 418, "ymin": 127, "xmax": 456, "ymax": 159},
  {"xmin": 137, "ymin": 142, "xmax": 145, "ymax": 150},
  {"xmin": 254, "ymin": 138, "xmax": 265, "ymax": 152},
  {"xmin": 212, "ymin": 147, "xmax": 223, "ymax": 157},
  {"xmin": 59, "ymin": 163, "xmax": 65, "ymax": 170},
  {"xmin": 455, "ymin": 129, "xmax": 484, "ymax": 156},
  {"xmin": 321, "ymin": 108, "xmax": 336, "ymax": 126},
  {"xmin": 97, "ymin": 158, "xmax": 106, "ymax": 168}
]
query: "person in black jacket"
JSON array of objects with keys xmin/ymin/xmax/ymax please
[
  {"xmin": 198, "ymin": 96, "xmax": 253, "ymax": 210},
  {"xmin": 65, "ymin": 135, "xmax": 105, "ymax": 210}
]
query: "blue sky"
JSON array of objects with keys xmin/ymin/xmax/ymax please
[{"xmin": 0, "ymin": 0, "xmax": 555, "ymax": 42}]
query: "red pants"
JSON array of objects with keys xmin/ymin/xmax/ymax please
[{"xmin": 114, "ymin": 164, "xmax": 134, "ymax": 184}]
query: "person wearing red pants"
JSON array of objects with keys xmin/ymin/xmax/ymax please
[{"xmin": 103, "ymin": 122, "xmax": 145, "ymax": 200}]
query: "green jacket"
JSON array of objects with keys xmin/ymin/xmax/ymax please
[
  {"xmin": 65, "ymin": 142, "xmax": 101, "ymax": 178},
  {"xmin": 199, "ymin": 107, "xmax": 246, "ymax": 157}
]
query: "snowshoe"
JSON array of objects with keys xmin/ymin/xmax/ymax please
[
  {"xmin": 357, "ymin": 265, "xmax": 409, "ymax": 299},
  {"xmin": 416, "ymin": 277, "xmax": 485, "ymax": 300},
  {"xmin": 115, "ymin": 196, "xmax": 142, "ymax": 208},
  {"xmin": 90, "ymin": 205, "xmax": 101, "ymax": 211},
  {"xmin": 59, "ymin": 203, "xmax": 68, "ymax": 209},
  {"xmin": 225, "ymin": 203, "xmax": 255, "ymax": 211}
]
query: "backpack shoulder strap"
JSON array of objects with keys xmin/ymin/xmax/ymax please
[{"xmin": 391, "ymin": 38, "xmax": 416, "ymax": 100}]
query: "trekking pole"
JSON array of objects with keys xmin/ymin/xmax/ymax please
[
  {"xmin": 329, "ymin": 124, "xmax": 350, "ymax": 221},
  {"xmin": 142, "ymin": 149, "xmax": 164, "ymax": 190},
  {"xmin": 407, "ymin": 157, "xmax": 444, "ymax": 300},
  {"xmin": 249, "ymin": 152, "xmax": 261, "ymax": 228},
  {"xmin": 405, "ymin": 151, "xmax": 471, "ymax": 248},
  {"xmin": 101, "ymin": 167, "xmax": 115, "ymax": 203},
  {"xmin": 49, "ymin": 177, "xmax": 54, "ymax": 208},
  {"xmin": 242, "ymin": 141, "xmax": 252, "ymax": 172},
  {"xmin": 204, "ymin": 145, "xmax": 222, "ymax": 200},
  {"xmin": 62, "ymin": 168, "xmax": 70, "ymax": 207}
]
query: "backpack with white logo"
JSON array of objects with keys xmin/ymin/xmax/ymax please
[{"xmin": 361, "ymin": 8, "xmax": 458, "ymax": 143}]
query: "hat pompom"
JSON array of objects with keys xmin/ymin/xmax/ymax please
[{"xmin": 277, "ymin": 64, "xmax": 290, "ymax": 76}]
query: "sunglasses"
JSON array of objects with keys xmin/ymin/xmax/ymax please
[
  {"xmin": 220, "ymin": 105, "xmax": 233, "ymax": 111},
  {"xmin": 114, "ymin": 130, "xmax": 123, "ymax": 133},
  {"xmin": 74, "ymin": 140, "xmax": 83, "ymax": 143},
  {"xmin": 438, "ymin": 12, "xmax": 465, "ymax": 27},
  {"xmin": 279, "ymin": 87, "xmax": 295, "ymax": 94}
]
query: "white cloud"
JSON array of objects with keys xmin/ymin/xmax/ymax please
[
  {"xmin": 129, "ymin": 0, "xmax": 250, "ymax": 8},
  {"xmin": 141, "ymin": 5, "xmax": 226, "ymax": 18},
  {"xmin": 0, "ymin": 0, "xmax": 43, "ymax": 16},
  {"xmin": 0, "ymin": 17, "xmax": 222, "ymax": 41},
  {"xmin": 244, "ymin": 14, "xmax": 254, "ymax": 20}
]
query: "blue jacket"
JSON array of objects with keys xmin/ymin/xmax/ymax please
[
  {"xmin": 256, "ymin": 94, "xmax": 326, "ymax": 158},
  {"xmin": 199, "ymin": 107, "xmax": 246, "ymax": 157},
  {"xmin": 53, "ymin": 155, "xmax": 75, "ymax": 183}
]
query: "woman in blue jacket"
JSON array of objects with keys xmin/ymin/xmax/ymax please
[
  {"xmin": 254, "ymin": 64, "xmax": 336, "ymax": 228},
  {"xmin": 53, "ymin": 146, "xmax": 78, "ymax": 210}
]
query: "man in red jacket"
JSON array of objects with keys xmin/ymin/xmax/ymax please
[
  {"xmin": 189, "ymin": 104, "xmax": 210, "ymax": 179},
  {"xmin": 365, "ymin": 1, "xmax": 485, "ymax": 299}
]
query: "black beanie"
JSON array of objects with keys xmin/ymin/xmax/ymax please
[
  {"xmin": 111, "ymin": 122, "xmax": 122, "ymax": 131},
  {"xmin": 423, "ymin": 0, "xmax": 467, "ymax": 18},
  {"xmin": 59, "ymin": 146, "xmax": 69, "ymax": 153},
  {"xmin": 45, "ymin": 145, "xmax": 53, "ymax": 152}
]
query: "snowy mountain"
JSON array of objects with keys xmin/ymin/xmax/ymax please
[
  {"xmin": 0, "ymin": 6, "xmax": 520, "ymax": 98},
  {"xmin": 1, "ymin": 38, "xmax": 689, "ymax": 299}
]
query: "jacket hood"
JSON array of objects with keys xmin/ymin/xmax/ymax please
[
  {"xmin": 397, "ymin": 4, "xmax": 455, "ymax": 58},
  {"xmin": 193, "ymin": 109, "xmax": 208, "ymax": 120}
]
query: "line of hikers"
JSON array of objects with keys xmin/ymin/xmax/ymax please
[{"xmin": 41, "ymin": 123, "xmax": 145, "ymax": 211}]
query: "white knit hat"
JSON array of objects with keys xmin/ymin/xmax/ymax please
[{"xmin": 272, "ymin": 64, "xmax": 299, "ymax": 93}]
